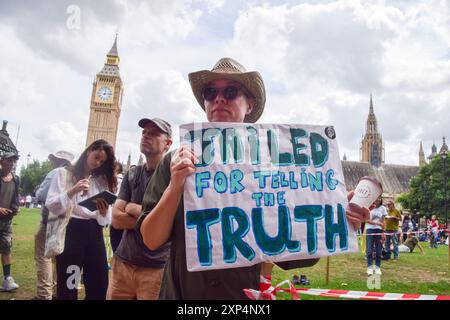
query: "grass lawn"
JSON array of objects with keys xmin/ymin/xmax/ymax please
[
  {"xmin": 1, "ymin": 208, "xmax": 450, "ymax": 300},
  {"xmin": 273, "ymin": 236, "xmax": 450, "ymax": 299}
]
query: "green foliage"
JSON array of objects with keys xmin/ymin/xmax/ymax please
[
  {"xmin": 19, "ymin": 160, "xmax": 52, "ymax": 195},
  {"xmin": 395, "ymin": 193, "xmax": 410, "ymax": 209},
  {"xmin": 399, "ymin": 154, "xmax": 449, "ymax": 221}
]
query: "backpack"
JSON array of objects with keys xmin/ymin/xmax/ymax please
[{"xmin": 127, "ymin": 165, "xmax": 144, "ymax": 191}]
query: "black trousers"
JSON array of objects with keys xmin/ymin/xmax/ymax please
[{"xmin": 56, "ymin": 218, "xmax": 108, "ymax": 300}]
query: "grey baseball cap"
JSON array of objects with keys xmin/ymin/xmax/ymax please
[
  {"xmin": 1, "ymin": 151, "xmax": 19, "ymax": 160},
  {"xmin": 138, "ymin": 118, "xmax": 172, "ymax": 138}
]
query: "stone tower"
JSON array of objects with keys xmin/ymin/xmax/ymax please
[
  {"xmin": 419, "ymin": 141, "xmax": 426, "ymax": 167},
  {"xmin": 428, "ymin": 141, "xmax": 438, "ymax": 162},
  {"xmin": 439, "ymin": 136, "xmax": 448, "ymax": 155},
  {"xmin": 360, "ymin": 94, "xmax": 384, "ymax": 167},
  {"xmin": 126, "ymin": 153, "xmax": 131, "ymax": 172},
  {"xmin": 85, "ymin": 35, "xmax": 123, "ymax": 149}
]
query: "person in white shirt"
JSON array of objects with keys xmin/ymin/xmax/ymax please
[
  {"xmin": 25, "ymin": 194, "xmax": 32, "ymax": 208},
  {"xmin": 46, "ymin": 139, "xmax": 117, "ymax": 300},
  {"xmin": 34, "ymin": 150, "xmax": 74, "ymax": 300},
  {"xmin": 365, "ymin": 196, "xmax": 387, "ymax": 276}
]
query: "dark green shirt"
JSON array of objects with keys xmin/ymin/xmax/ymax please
[
  {"xmin": 0, "ymin": 179, "xmax": 15, "ymax": 220},
  {"xmin": 136, "ymin": 151, "xmax": 260, "ymax": 299},
  {"xmin": 136, "ymin": 150, "xmax": 320, "ymax": 299}
]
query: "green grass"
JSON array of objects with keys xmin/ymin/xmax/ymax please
[
  {"xmin": 1, "ymin": 208, "xmax": 450, "ymax": 300},
  {"xmin": 0, "ymin": 208, "xmax": 41, "ymax": 300},
  {"xmin": 272, "ymin": 239, "xmax": 450, "ymax": 300}
]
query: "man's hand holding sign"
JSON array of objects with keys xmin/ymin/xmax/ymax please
[{"xmin": 170, "ymin": 146, "xmax": 198, "ymax": 194}]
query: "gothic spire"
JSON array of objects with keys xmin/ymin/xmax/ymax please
[
  {"xmin": 366, "ymin": 94, "xmax": 378, "ymax": 134},
  {"xmin": 108, "ymin": 33, "xmax": 118, "ymax": 57},
  {"xmin": 419, "ymin": 141, "xmax": 426, "ymax": 166},
  {"xmin": 126, "ymin": 152, "xmax": 131, "ymax": 172},
  {"xmin": 439, "ymin": 136, "xmax": 448, "ymax": 154},
  {"xmin": 432, "ymin": 140, "xmax": 437, "ymax": 153},
  {"xmin": 369, "ymin": 93, "xmax": 374, "ymax": 115},
  {"xmin": 100, "ymin": 34, "xmax": 120, "ymax": 74},
  {"xmin": 361, "ymin": 94, "xmax": 384, "ymax": 167}
]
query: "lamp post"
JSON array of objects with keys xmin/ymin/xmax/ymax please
[{"xmin": 440, "ymin": 149, "xmax": 448, "ymax": 268}]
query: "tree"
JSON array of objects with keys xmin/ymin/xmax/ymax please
[
  {"xmin": 19, "ymin": 160, "xmax": 53, "ymax": 196},
  {"xmin": 398, "ymin": 153, "xmax": 449, "ymax": 222}
]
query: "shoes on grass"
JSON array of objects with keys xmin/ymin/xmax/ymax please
[
  {"xmin": 1, "ymin": 276, "xmax": 19, "ymax": 292},
  {"xmin": 292, "ymin": 274, "xmax": 310, "ymax": 286}
]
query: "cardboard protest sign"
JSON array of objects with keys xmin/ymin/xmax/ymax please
[{"xmin": 181, "ymin": 122, "xmax": 357, "ymax": 272}]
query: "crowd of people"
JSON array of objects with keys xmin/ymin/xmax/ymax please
[
  {"xmin": 363, "ymin": 198, "xmax": 448, "ymax": 276},
  {"xmin": 0, "ymin": 57, "xmax": 447, "ymax": 299}
]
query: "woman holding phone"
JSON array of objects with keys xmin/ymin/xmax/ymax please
[{"xmin": 46, "ymin": 139, "xmax": 117, "ymax": 300}]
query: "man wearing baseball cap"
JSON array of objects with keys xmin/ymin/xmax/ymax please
[
  {"xmin": 33, "ymin": 150, "xmax": 74, "ymax": 299},
  {"xmin": 0, "ymin": 152, "xmax": 20, "ymax": 292},
  {"xmin": 107, "ymin": 117, "xmax": 172, "ymax": 300}
]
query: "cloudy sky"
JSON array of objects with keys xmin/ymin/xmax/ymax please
[{"xmin": 1, "ymin": 0, "xmax": 449, "ymax": 169}]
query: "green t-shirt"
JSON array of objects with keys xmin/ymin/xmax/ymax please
[
  {"xmin": 136, "ymin": 150, "xmax": 319, "ymax": 299},
  {"xmin": 0, "ymin": 179, "xmax": 15, "ymax": 220},
  {"xmin": 137, "ymin": 151, "xmax": 260, "ymax": 299},
  {"xmin": 385, "ymin": 208, "xmax": 402, "ymax": 231}
]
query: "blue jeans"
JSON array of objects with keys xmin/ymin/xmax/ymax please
[
  {"xmin": 366, "ymin": 229, "xmax": 382, "ymax": 268},
  {"xmin": 385, "ymin": 231, "xmax": 398, "ymax": 259},
  {"xmin": 430, "ymin": 230, "xmax": 438, "ymax": 248}
]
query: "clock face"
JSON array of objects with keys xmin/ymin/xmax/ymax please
[{"xmin": 97, "ymin": 86, "xmax": 113, "ymax": 101}]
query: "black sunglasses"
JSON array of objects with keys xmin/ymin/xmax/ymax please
[{"xmin": 202, "ymin": 85, "xmax": 246, "ymax": 102}]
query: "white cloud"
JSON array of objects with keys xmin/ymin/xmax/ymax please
[
  {"xmin": 0, "ymin": 0, "xmax": 449, "ymax": 169},
  {"xmin": 226, "ymin": 0, "xmax": 449, "ymax": 165},
  {"xmin": 115, "ymin": 68, "xmax": 206, "ymax": 162},
  {"xmin": 33, "ymin": 121, "xmax": 85, "ymax": 157}
]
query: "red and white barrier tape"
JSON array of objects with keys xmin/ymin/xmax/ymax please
[
  {"xmin": 244, "ymin": 280, "xmax": 450, "ymax": 300},
  {"xmin": 293, "ymin": 287, "xmax": 450, "ymax": 300},
  {"xmin": 245, "ymin": 279, "xmax": 299, "ymax": 301},
  {"xmin": 357, "ymin": 228, "xmax": 449, "ymax": 237}
]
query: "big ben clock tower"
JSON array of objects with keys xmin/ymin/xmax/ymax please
[{"xmin": 85, "ymin": 35, "xmax": 123, "ymax": 149}]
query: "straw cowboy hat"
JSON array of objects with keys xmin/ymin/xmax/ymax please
[{"xmin": 188, "ymin": 57, "xmax": 266, "ymax": 123}]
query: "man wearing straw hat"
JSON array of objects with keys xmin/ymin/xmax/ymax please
[{"xmin": 137, "ymin": 57, "xmax": 369, "ymax": 299}]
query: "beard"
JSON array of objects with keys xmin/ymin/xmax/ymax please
[{"xmin": 140, "ymin": 144, "xmax": 160, "ymax": 157}]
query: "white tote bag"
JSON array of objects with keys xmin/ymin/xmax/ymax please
[{"xmin": 44, "ymin": 170, "xmax": 74, "ymax": 258}]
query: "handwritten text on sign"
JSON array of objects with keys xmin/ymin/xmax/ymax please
[{"xmin": 181, "ymin": 123, "xmax": 357, "ymax": 272}]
